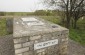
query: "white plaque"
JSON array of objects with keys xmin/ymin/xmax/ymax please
[
  {"xmin": 21, "ymin": 17, "xmax": 38, "ymax": 21},
  {"xmin": 27, "ymin": 21, "xmax": 44, "ymax": 26},
  {"xmin": 34, "ymin": 39, "xmax": 58, "ymax": 50},
  {"xmin": 21, "ymin": 17, "xmax": 44, "ymax": 26}
]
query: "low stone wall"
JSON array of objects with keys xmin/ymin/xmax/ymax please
[
  {"xmin": 13, "ymin": 17, "xmax": 69, "ymax": 55},
  {"xmin": 0, "ymin": 35, "xmax": 15, "ymax": 55},
  {"xmin": 14, "ymin": 30, "xmax": 69, "ymax": 55}
]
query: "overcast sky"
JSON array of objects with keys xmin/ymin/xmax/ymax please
[{"xmin": 0, "ymin": 0, "xmax": 47, "ymax": 12}]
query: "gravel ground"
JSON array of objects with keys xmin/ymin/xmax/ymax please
[{"xmin": 68, "ymin": 39, "xmax": 85, "ymax": 55}]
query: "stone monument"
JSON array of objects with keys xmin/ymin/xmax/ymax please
[
  {"xmin": 6, "ymin": 18, "xmax": 13, "ymax": 34},
  {"xmin": 13, "ymin": 17, "xmax": 69, "ymax": 55}
]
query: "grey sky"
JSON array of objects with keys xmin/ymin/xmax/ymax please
[{"xmin": 0, "ymin": 0, "xmax": 46, "ymax": 12}]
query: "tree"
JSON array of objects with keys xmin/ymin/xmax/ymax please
[
  {"xmin": 43, "ymin": 0, "xmax": 85, "ymax": 29},
  {"xmin": 72, "ymin": 0, "xmax": 85, "ymax": 28}
]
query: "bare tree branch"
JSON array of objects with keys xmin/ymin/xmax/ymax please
[{"xmin": 73, "ymin": 0, "xmax": 85, "ymax": 11}]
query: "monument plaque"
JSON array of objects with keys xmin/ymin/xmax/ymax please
[
  {"xmin": 21, "ymin": 17, "xmax": 44, "ymax": 26},
  {"xmin": 34, "ymin": 39, "xmax": 58, "ymax": 50},
  {"xmin": 21, "ymin": 17, "xmax": 38, "ymax": 21}
]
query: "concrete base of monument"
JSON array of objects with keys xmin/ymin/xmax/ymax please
[{"xmin": 13, "ymin": 17, "xmax": 69, "ymax": 55}]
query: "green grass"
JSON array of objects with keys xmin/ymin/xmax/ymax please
[
  {"xmin": 39, "ymin": 16, "xmax": 60, "ymax": 24},
  {"xmin": 0, "ymin": 18, "xmax": 7, "ymax": 36},
  {"xmin": 40, "ymin": 16, "xmax": 85, "ymax": 45},
  {"xmin": 69, "ymin": 29, "xmax": 85, "ymax": 45}
]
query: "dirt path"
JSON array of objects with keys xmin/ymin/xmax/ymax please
[{"xmin": 68, "ymin": 39, "xmax": 85, "ymax": 55}]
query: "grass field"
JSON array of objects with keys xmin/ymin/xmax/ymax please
[
  {"xmin": 0, "ymin": 18, "xmax": 7, "ymax": 36},
  {"xmin": 0, "ymin": 16, "xmax": 85, "ymax": 45}
]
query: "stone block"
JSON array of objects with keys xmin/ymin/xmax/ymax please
[
  {"xmin": 35, "ymin": 40, "xmax": 39, "ymax": 43},
  {"xmin": 42, "ymin": 51, "xmax": 46, "ymax": 55},
  {"xmin": 23, "ymin": 52, "xmax": 29, "ymax": 55},
  {"xmin": 42, "ymin": 33, "xmax": 52, "ymax": 41},
  {"xmin": 38, "ymin": 53, "xmax": 42, "ymax": 55},
  {"xmin": 22, "ymin": 42, "xmax": 30, "ymax": 47},
  {"xmin": 6, "ymin": 18, "xmax": 13, "ymax": 34},
  {"xmin": 13, "ymin": 39, "xmax": 21, "ymax": 44},
  {"xmin": 30, "ymin": 35, "xmax": 41, "ymax": 40},
  {"xmin": 14, "ymin": 38, "xmax": 28, "ymax": 44},
  {"xmin": 62, "ymin": 39, "xmax": 66, "ymax": 42},
  {"xmin": 15, "ymin": 47, "xmax": 29, "ymax": 54},
  {"xmin": 14, "ymin": 44, "xmax": 22, "ymax": 49},
  {"xmin": 15, "ymin": 53, "xmax": 23, "ymax": 55},
  {"xmin": 23, "ymin": 51, "xmax": 33, "ymax": 55},
  {"xmin": 37, "ymin": 49, "xmax": 45, "ymax": 53},
  {"xmin": 52, "ymin": 31, "xmax": 61, "ymax": 38}
]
